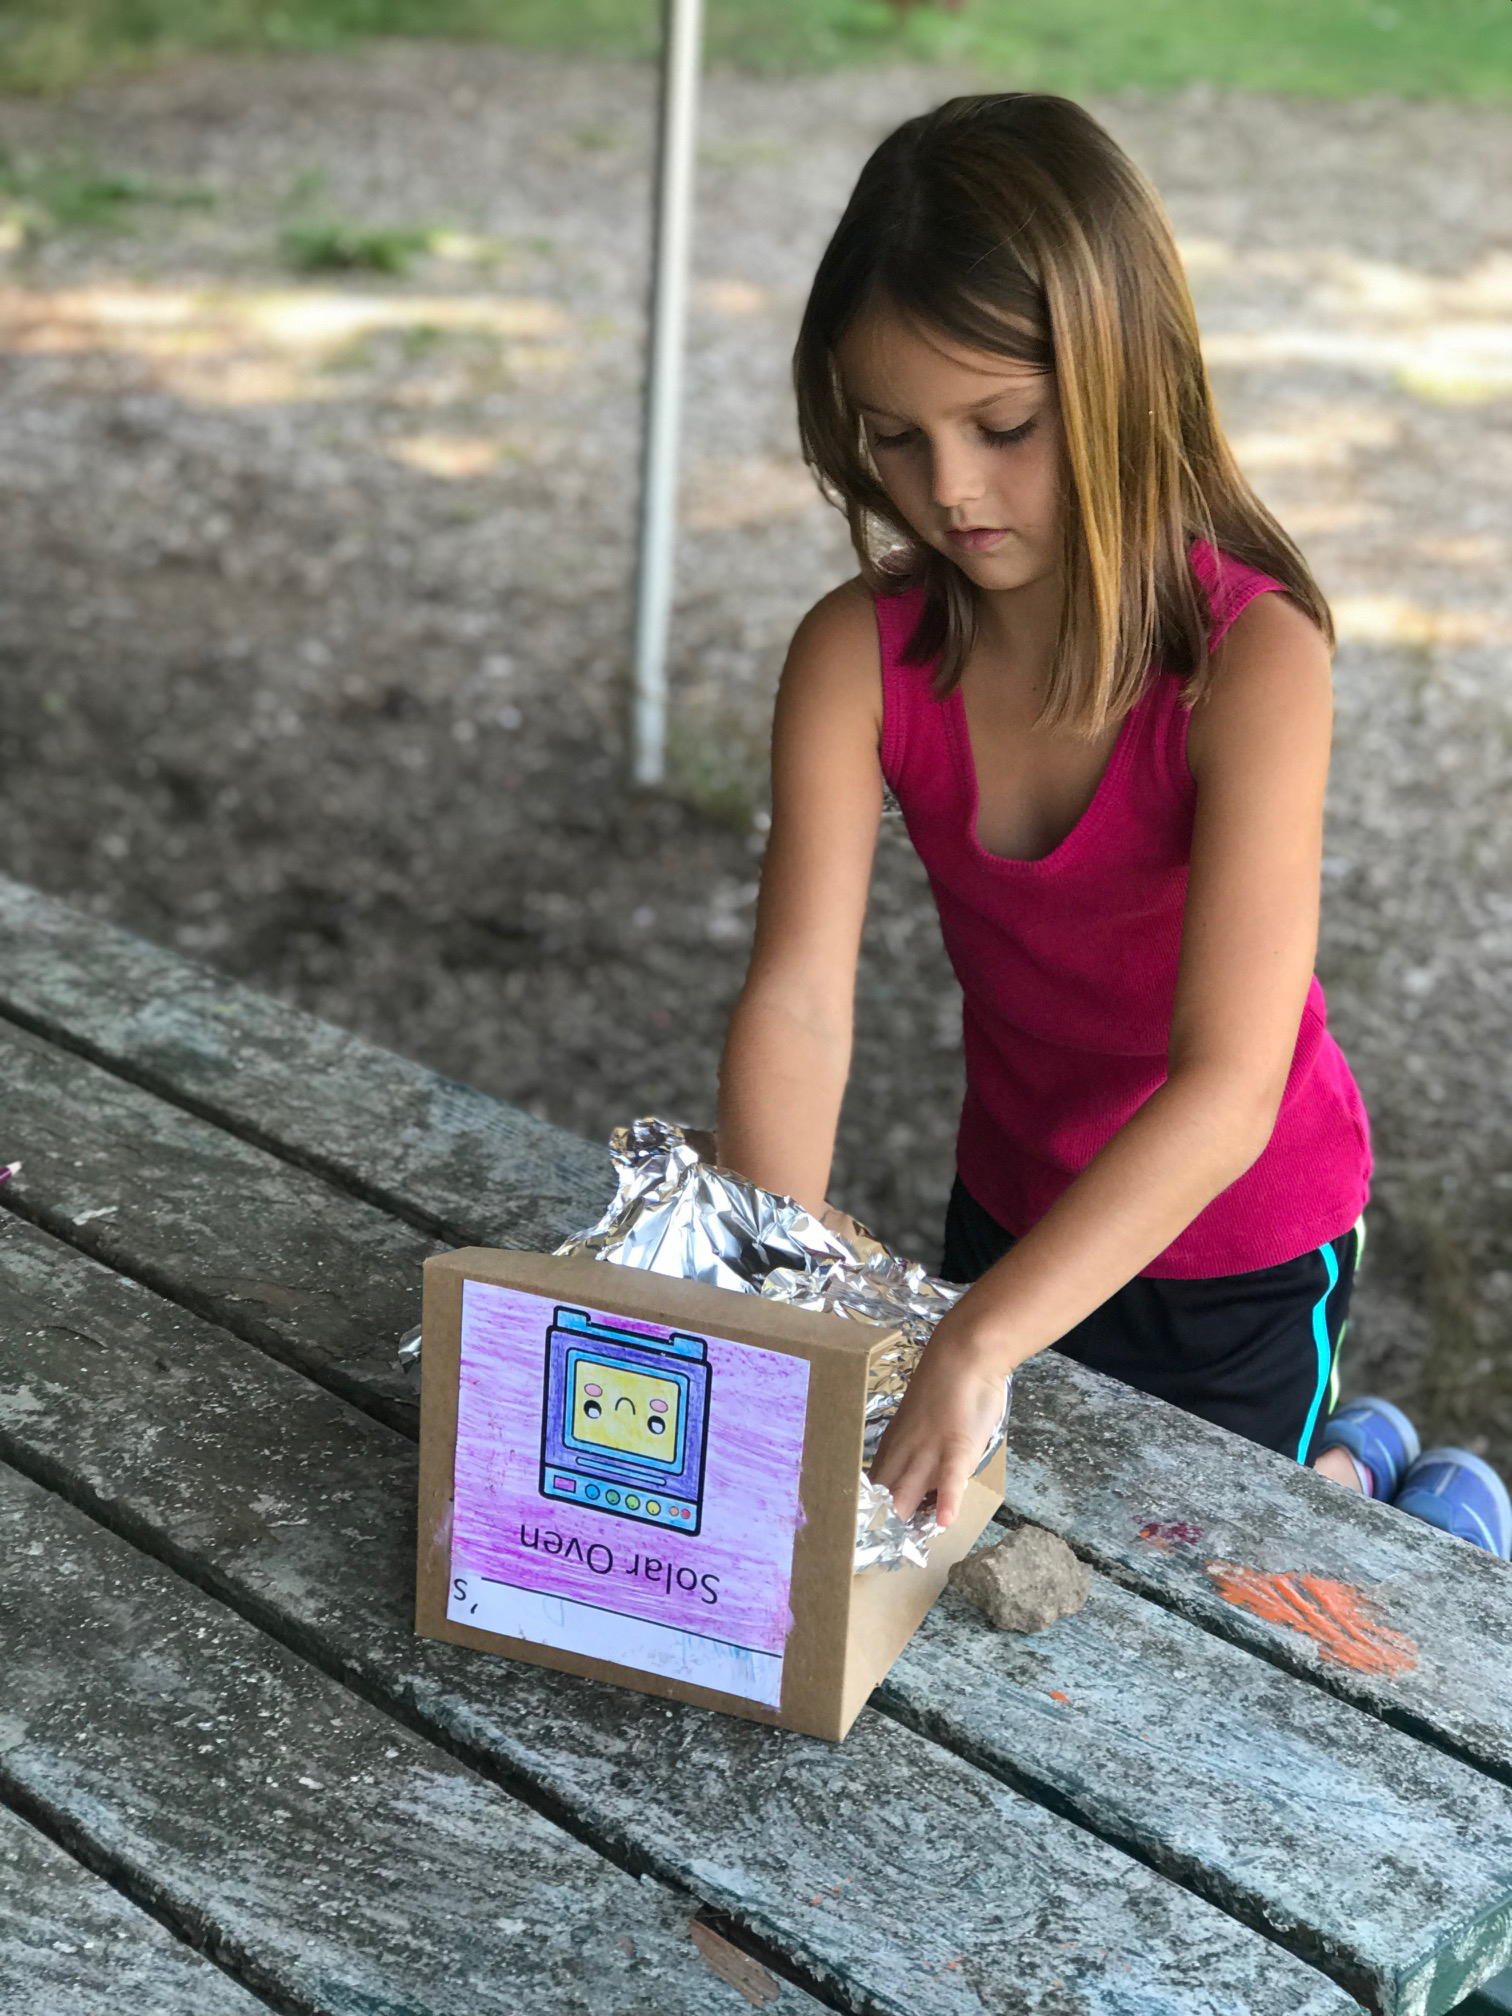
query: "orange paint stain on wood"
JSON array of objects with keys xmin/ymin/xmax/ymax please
[{"xmin": 1205, "ymin": 1560, "xmax": 1418, "ymax": 1676}]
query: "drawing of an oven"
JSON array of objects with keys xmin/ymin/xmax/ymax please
[{"xmin": 540, "ymin": 1307, "xmax": 712, "ymax": 1533}]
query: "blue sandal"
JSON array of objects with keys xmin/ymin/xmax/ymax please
[
  {"xmin": 1316, "ymin": 1395, "xmax": 1420, "ymax": 1502},
  {"xmin": 1392, "ymin": 1448, "xmax": 1512, "ymax": 1560}
]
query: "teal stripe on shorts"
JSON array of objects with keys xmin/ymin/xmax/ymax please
[{"xmin": 1297, "ymin": 1238, "xmax": 1341, "ymax": 1463}]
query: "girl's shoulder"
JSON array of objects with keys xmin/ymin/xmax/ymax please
[
  {"xmin": 786, "ymin": 574, "xmax": 880, "ymax": 659},
  {"xmin": 1189, "ymin": 537, "xmax": 1288, "ymax": 655},
  {"xmin": 792, "ymin": 574, "xmax": 883, "ymax": 665},
  {"xmin": 1184, "ymin": 558, "xmax": 1332, "ymax": 783},
  {"xmin": 780, "ymin": 575, "xmax": 886, "ymax": 744}
]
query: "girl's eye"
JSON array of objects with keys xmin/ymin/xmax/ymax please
[{"xmin": 869, "ymin": 419, "xmax": 1036, "ymax": 451}]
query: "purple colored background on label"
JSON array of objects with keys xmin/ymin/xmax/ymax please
[{"xmin": 451, "ymin": 1279, "xmax": 811, "ymax": 1655}]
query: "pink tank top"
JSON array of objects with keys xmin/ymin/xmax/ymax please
[{"xmin": 876, "ymin": 539, "xmax": 1371, "ymax": 1277}]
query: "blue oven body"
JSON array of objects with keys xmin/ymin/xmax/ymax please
[{"xmin": 539, "ymin": 1306, "xmax": 712, "ymax": 1534}]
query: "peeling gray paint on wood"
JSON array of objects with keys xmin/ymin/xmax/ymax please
[
  {"xmin": 4, "ymin": 882, "xmax": 1498, "ymax": 2008},
  {"xmin": 5, "ymin": 904, "xmax": 1509, "ymax": 1805},
  {"xmin": 0, "ymin": 1014, "xmax": 429, "ymax": 1428},
  {"xmin": 0, "ymin": 874, "xmax": 611, "ymax": 1250},
  {"xmin": 0, "ymin": 1802, "xmax": 267, "ymax": 2015},
  {"xmin": 0, "ymin": 1213, "xmax": 1362, "ymax": 2016},
  {"xmin": 885, "ymin": 1532, "xmax": 1512, "ymax": 2016},
  {"xmin": 997, "ymin": 1352, "xmax": 1512, "ymax": 1788},
  {"xmin": 0, "ymin": 1459, "xmax": 820, "ymax": 2016}
]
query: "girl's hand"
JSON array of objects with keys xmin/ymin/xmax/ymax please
[{"xmin": 868, "ymin": 1308, "xmax": 1008, "ymax": 1528}]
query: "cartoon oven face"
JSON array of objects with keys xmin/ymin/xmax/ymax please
[{"xmin": 540, "ymin": 1307, "xmax": 712, "ymax": 1533}]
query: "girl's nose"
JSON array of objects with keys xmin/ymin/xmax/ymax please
[{"xmin": 929, "ymin": 438, "xmax": 986, "ymax": 513}]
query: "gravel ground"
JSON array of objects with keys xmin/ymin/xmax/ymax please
[{"xmin": 0, "ymin": 44, "xmax": 1508, "ymax": 1470}]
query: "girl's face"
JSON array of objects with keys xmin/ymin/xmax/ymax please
[{"xmin": 836, "ymin": 300, "xmax": 1066, "ymax": 595}]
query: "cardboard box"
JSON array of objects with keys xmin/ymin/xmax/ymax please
[{"xmin": 416, "ymin": 1247, "xmax": 1006, "ymax": 1741}]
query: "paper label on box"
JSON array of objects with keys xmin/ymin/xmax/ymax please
[{"xmin": 447, "ymin": 1279, "xmax": 811, "ymax": 1708}]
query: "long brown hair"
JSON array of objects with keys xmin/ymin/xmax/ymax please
[{"xmin": 793, "ymin": 93, "xmax": 1333, "ymax": 736}]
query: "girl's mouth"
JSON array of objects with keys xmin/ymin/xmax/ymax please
[{"xmin": 946, "ymin": 527, "xmax": 1009, "ymax": 552}]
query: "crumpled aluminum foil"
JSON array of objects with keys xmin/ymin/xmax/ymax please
[
  {"xmin": 552, "ymin": 1117, "xmax": 1010, "ymax": 1572},
  {"xmin": 396, "ymin": 1116, "xmax": 1010, "ymax": 1571}
]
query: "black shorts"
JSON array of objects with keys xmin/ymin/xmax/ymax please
[{"xmin": 939, "ymin": 1174, "xmax": 1359, "ymax": 1467}]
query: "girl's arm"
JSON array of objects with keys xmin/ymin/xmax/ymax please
[
  {"xmin": 715, "ymin": 580, "xmax": 884, "ymax": 1216},
  {"xmin": 871, "ymin": 592, "xmax": 1337, "ymax": 1526}
]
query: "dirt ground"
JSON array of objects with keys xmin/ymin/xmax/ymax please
[{"xmin": 1, "ymin": 44, "xmax": 1508, "ymax": 1471}]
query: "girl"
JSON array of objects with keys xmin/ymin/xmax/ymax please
[{"xmin": 714, "ymin": 93, "xmax": 1512, "ymax": 1558}]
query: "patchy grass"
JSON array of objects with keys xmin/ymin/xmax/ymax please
[
  {"xmin": 280, "ymin": 218, "xmax": 440, "ymax": 276},
  {"xmin": 274, "ymin": 177, "xmax": 512, "ymax": 279},
  {"xmin": 663, "ymin": 714, "xmax": 764, "ymax": 835},
  {"xmin": 0, "ymin": 147, "xmax": 213, "ymax": 243},
  {"xmin": 279, "ymin": 166, "xmax": 330, "ymax": 214},
  {"xmin": 396, "ymin": 322, "xmax": 451, "ymax": 360},
  {"xmin": 2, "ymin": 0, "xmax": 1511, "ymax": 101},
  {"xmin": 319, "ymin": 320, "xmax": 518, "ymax": 399}
]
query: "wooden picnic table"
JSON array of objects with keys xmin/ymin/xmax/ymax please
[{"xmin": 2, "ymin": 867, "xmax": 1512, "ymax": 2016}]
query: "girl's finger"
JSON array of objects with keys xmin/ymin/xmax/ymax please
[{"xmin": 888, "ymin": 1458, "xmax": 930, "ymax": 1524}]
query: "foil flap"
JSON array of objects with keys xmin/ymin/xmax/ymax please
[{"xmin": 551, "ymin": 1118, "xmax": 1010, "ymax": 1571}]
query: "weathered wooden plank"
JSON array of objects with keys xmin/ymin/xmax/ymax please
[
  {"xmin": 0, "ymin": 1802, "xmax": 267, "ymax": 2015},
  {"xmin": 0, "ymin": 873, "xmax": 609, "ymax": 1250},
  {"xmin": 0, "ymin": 1028, "xmax": 1489, "ymax": 2016},
  {"xmin": 0, "ymin": 1214, "xmax": 1360, "ymax": 2016},
  {"xmin": 883, "ymin": 1527, "xmax": 1512, "ymax": 2016},
  {"xmin": 0, "ymin": 1013, "xmax": 428, "ymax": 1428},
  {"xmin": 7, "ymin": 944, "xmax": 1512, "ymax": 1820},
  {"xmin": 3, "ymin": 879, "xmax": 1504, "ymax": 1997},
  {"xmin": 996, "ymin": 1350, "xmax": 1512, "ymax": 1786},
  {"xmin": 0, "ymin": 1456, "xmax": 819, "ymax": 2016}
]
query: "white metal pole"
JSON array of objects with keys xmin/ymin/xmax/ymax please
[{"xmin": 631, "ymin": 0, "xmax": 703, "ymax": 788}]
